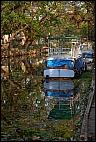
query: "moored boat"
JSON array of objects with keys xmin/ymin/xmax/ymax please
[
  {"xmin": 81, "ymin": 50, "xmax": 94, "ymax": 70},
  {"xmin": 44, "ymin": 55, "xmax": 75, "ymax": 78},
  {"xmin": 44, "ymin": 54, "xmax": 86, "ymax": 79}
]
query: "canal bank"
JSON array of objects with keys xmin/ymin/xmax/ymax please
[{"xmin": 80, "ymin": 70, "xmax": 95, "ymax": 141}]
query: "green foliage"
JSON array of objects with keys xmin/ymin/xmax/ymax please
[
  {"xmin": 1, "ymin": 2, "xmax": 95, "ymax": 140},
  {"xmin": 80, "ymin": 22, "xmax": 88, "ymax": 37},
  {"xmin": 1, "ymin": 1, "xmax": 95, "ymax": 44}
]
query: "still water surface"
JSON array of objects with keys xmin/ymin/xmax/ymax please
[{"xmin": 1, "ymin": 56, "xmax": 92, "ymax": 141}]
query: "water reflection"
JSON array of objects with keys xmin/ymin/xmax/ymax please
[
  {"xmin": 1, "ymin": 56, "xmax": 82, "ymax": 141},
  {"xmin": 43, "ymin": 79, "xmax": 81, "ymax": 140},
  {"xmin": 43, "ymin": 80, "xmax": 81, "ymax": 120}
]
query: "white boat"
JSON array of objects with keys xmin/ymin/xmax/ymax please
[{"xmin": 44, "ymin": 55, "xmax": 75, "ymax": 78}]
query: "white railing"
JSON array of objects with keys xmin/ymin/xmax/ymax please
[{"xmin": 48, "ymin": 47, "xmax": 72, "ymax": 56}]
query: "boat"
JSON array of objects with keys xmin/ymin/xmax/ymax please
[
  {"xmin": 44, "ymin": 54, "xmax": 75, "ymax": 78},
  {"xmin": 82, "ymin": 50, "xmax": 94, "ymax": 63},
  {"xmin": 44, "ymin": 35, "xmax": 86, "ymax": 79},
  {"xmin": 44, "ymin": 54, "xmax": 86, "ymax": 78},
  {"xmin": 81, "ymin": 50, "xmax": 94, "ymax": 70}
]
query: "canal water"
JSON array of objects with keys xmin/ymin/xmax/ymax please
[{"xmin": 1, "ymin": 56, "xmax": 92, "ymax": 141}]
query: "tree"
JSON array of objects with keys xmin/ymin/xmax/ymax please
[{"xmin": 1, "ymin": 1, "xmax": 62, "ymax": 48}]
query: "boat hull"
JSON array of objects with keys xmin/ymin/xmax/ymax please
[{"xmin": 44, "ymin": 69, "xmax": 74, "ymax": 78}]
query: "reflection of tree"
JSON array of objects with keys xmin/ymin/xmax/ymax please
[
  {"xmin": 52, "ymin": 120, "xmax": 74, "ymax": 140},
  {"xmin": 1, "ymin": 54, "xmax": 92, "ymax": 141}
]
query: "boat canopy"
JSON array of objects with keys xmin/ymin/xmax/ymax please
[{"xmin": 47, "ymin": 59, "xmax": 74, "ymax": 68}]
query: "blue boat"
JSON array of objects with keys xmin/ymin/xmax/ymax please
[
  {"xmin": 81, "ymin": 50, "xmax": 94, "ymax": 70},
  {"xmin": 82, "ymin": 50, "xmax": 94, "ymax": 63}
]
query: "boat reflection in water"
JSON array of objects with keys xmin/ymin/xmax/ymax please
[{"xmin": 44, "ymin": 79, "xmax": 81, "ymax": 120}]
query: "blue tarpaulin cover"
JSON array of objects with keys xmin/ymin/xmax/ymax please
[{"xmin": 47, "ymin": 59, "xmax": 74, "ymax": 69}]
